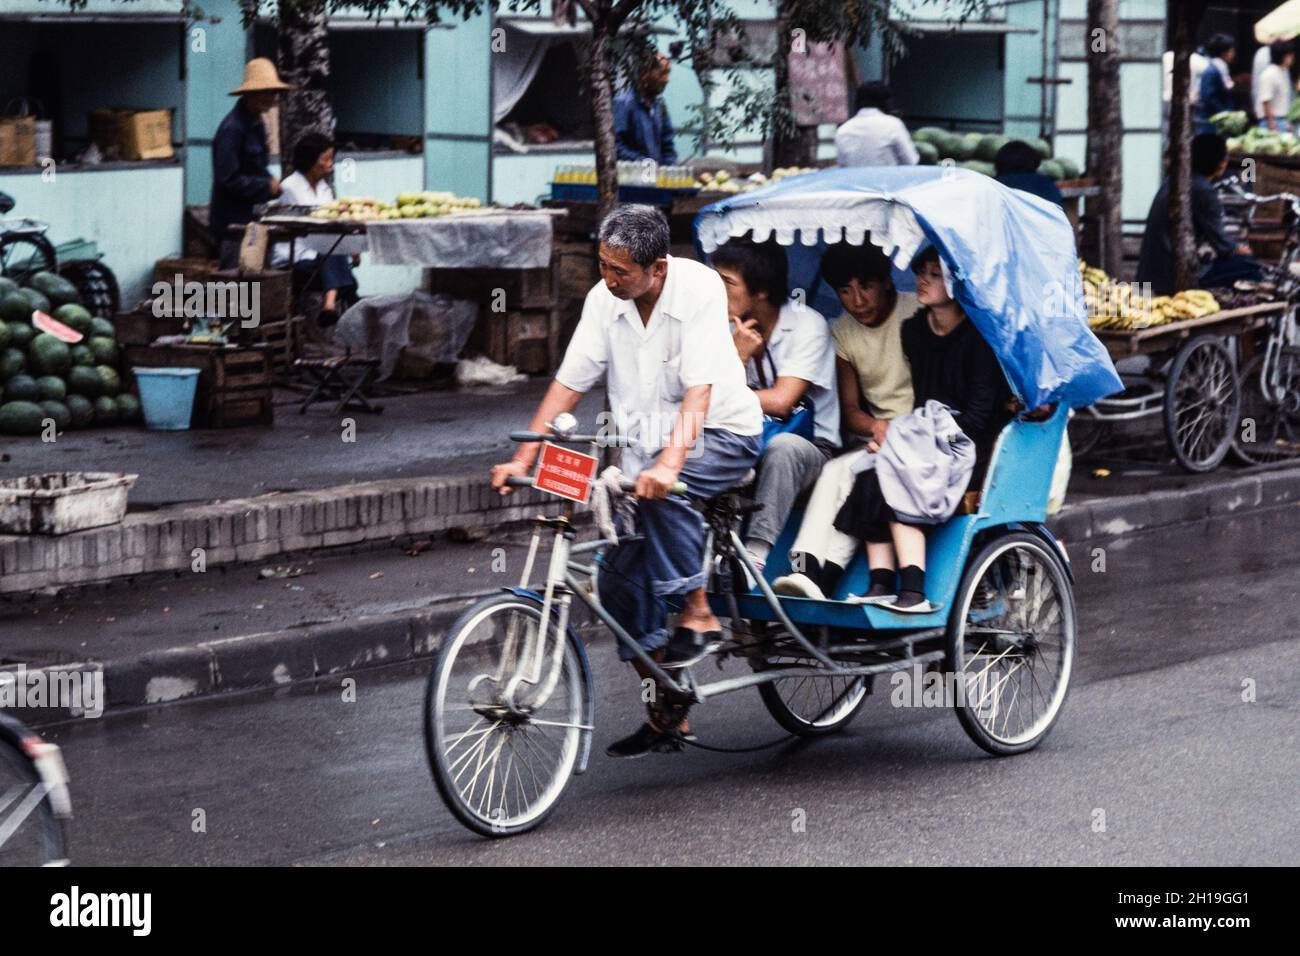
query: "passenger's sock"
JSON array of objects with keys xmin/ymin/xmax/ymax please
[
  {"xmin": 898, "ymin": 565, "xmax": 926, "ymax": 598},
  {"xmin": 745, "ymin": 539, "xmax": 771, "ymax": 566},
  {"xmin": 868, "ymin": 568, "xmax": 896, "ymax": 593},
  {"xmin": 817, "ymin": 560, "xmax": 844, "ymax": 595}
]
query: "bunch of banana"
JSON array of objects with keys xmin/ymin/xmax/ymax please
[{"xmin": 1079, "ymin": 261, "xmax": 1219, "ymax": 330}]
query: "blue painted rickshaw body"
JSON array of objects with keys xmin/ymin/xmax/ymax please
[{"xmin": 691, "ymin": 167, "xmax": 1106, "ymax": 633}]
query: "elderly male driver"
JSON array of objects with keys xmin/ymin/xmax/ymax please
[{"xmin": 492, "ymin": 205, "xmax": 761, "ymax": 758}]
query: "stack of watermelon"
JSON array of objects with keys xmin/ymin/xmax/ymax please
[
  {"xmin": 0, "ymin": 272, "xmax": 141, "ymax": 436},
  {"xmin": 909, "ymin": 128, "xmax": 1082, "ymax": 181}
]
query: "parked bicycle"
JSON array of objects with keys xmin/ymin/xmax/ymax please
[{"xmin": 0, "ymin": 190, "xmax": 120, "ymax": 316}]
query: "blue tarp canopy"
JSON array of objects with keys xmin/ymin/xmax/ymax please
[{"xmin": 694, "ymin": 165, "xmax": 1122, "ymax": 410}]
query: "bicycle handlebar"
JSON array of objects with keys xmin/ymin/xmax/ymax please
[
  {"xmin": 509, "ymin": 430, "xmax": 634, "ymax": 447},
  {"xmin": 503, "ymin": 475, "xmax": 689, "ymax": 495}
]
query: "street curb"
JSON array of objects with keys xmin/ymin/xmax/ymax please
[
  {"xmin": 16, "ymin": 463, "xmax": 1300, "ymax": 718},
  {"xmin": 0, "ymin": 475, "xmax": 565, "ymax": 595}
]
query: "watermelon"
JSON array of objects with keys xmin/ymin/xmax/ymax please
[
  {"xmin": 65, "ymin": 394, "xmax": 94, "ymax": 428},
  {"xmin": 0, "ymin": 292, "xmax": 28, "ymax": 325},
  {"xmin": 39, "ymin": 400, "xmax": 71, "ymax": 431},
  {"xmin": 0, "ymin": 320, "xmax": 9, "ymax": 351},
  {"xmin": 914, "ymin": 141, "xmax": 939, "ymax": 165},
  {"xmin": 1038, "ymin": 159, "xmax": 1065, "ymax": 180},
  {"xmin": 0, "ymin": 401, "xmax": 46, "ymax": 435},
  {"xmin": 4, "ymin": 374, "xmax": 39, "ymax": 402},
  {"xmin": 116, "ymin": 393, "xmax": 142, "ymax": 423},
  {"xmin": 1, "ymin": 347, "xmax": 27, "ymax": 380},
  {"xmin": 1056, "ymin": 156, "xmax": 1081, "ymax": 180},
  {"xmin": 1027, "ymin": 137, "xmax": 1052, "ymax": 160},
  {"xmin": 0, "ymin": 277, "xmax": 18, "ymax": 299},
  {"xmin": 69, "ymin": 344, "xmax": 94, "ymax": 367},
  {"xmin": 32, "ymin": 311, "xmax": 84, "ymax": 344},
  {"xmin": 976, "ymin": 134, "xmax": 1011, "ymax": 163},
  {"xmin": 35, "ymin": 376, "xmax": 66, "ymax": 402},
  {"xmin": 28, "ymin": 334, "xmax": 72, "ymax": 376},
  {"xmin": 17, "ymin": 288, "xmax": 50, "ymax": 316},
  {"xmin": 28, "ymin": 271, "xmax": 81, "ymax": 308},
  {"xmin": 8, "ymin": 322, "xmax": 34, "ymax": 350},
  {"xmin": 87, "ymin": 336, "xmax": 118, "ymax": 366},
  {"xmin": 54, "ymin": 304, "xmax": 93, "ymax": 335},
  {"xmin": 92, "ymin": 395, "xmax": 119, "ymax": 425},
  {"xmin": 946, "ymin": 135, "xmax": 976, "ymax": 161},
  {"xmin": 961, "ymin": 159, "xmax": 997, "ymax": 177},
  {"xmin": 88, "ymin": 317, "xmax": 115, "ymax": 340},
  {"xmin": 67, "ymin": 365, "xmax": 102, "ymax": 398},
  {"xmin": 912, "ymin": 126, "xmax": 949, "ymax": 145},
  {"xmin": 95, "ymin": 365, "xmax": 121, "ymax": 397}
]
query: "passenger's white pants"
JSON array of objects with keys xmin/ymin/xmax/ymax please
[{"xmin": 789, "ymin": 447, "xmax": 871, "ymax": 570}]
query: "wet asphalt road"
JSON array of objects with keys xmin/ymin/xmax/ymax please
[{"xmin": 36, "ymin": 506, "xmax": 1300, "ymax": 866}]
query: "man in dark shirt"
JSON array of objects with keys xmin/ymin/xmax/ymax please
[
  {"xmin": 613, "ymin": 52, "xmax": 677, "ymax": 165},
  {"xmin": 993, "ymin": 140, "xmax": 1065, "ymax": 210},
  {"xmin": 1136, "ymin": 132, "xmax": 1258, "ymax": 295},
  {"xmin": 210, "ymin": 58, "xmax": 291, "ymax": 268}
]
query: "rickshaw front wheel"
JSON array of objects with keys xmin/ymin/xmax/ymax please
[{"xmin": 946, "ymin": 531, "xmax": 1076, "ymax": 756}]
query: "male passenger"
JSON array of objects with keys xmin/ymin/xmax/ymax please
[
  {"xmin": 491, "ymin": 205, "xmax": 761, "ymax": 757},
  {"xmin": 711, "ymin": 238, "xmax": 839, "ymax": 574}
]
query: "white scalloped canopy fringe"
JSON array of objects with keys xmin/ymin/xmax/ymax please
[{"xmin": 696, "ymin": 190, "xmax": 931, "ymax": 272}]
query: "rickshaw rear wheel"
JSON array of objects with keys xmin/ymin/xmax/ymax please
[
  {"xmin": 757, "ymin": 654, "xmax": 869, "ymax": 737},
  {"xmin": 1164, "ymin": 334, "xmax": 1239, "ymax": 473},
  {"xmin": 946, "ymin": 531, "xmax": 1075, "ymax": 756}
]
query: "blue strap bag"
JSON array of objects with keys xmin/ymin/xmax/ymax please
[{"xmin": 754, "ymin": 348, "xmax": 816, "ymax": 450}]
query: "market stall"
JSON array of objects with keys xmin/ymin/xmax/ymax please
[{"xmin": 1073, "ymin": 257, "xmax": 1291, "ymax": 472}]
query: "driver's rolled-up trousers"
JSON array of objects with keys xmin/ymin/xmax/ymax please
[{"xmin": 597, "ymin": 428, "xmax": 761, "ymax": 662}]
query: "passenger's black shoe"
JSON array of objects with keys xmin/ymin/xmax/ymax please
[{"xmin": 605, "ymin": 722, "xmax": 685, "ymax": 758}]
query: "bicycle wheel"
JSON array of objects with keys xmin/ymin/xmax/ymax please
[
  {"xmin": 757, "ymin": 653, "xmax": 868, "ymax": 737},
  {"xmin": 1163, "ymin": 335, "xmax": 1239, "ymax": 473},
  {"xmin": 1232, "ymin": 351, "xmax": 1300, "ymax": 465},
  {"xmin": 1068, "ymin": 408, "xmax": 1108, "ymax": 459},
  {"xmin": 0, "ymin": 737, "xmax": 68, "ymax": 866},
  {"xmin": 946, "ymin": 532, "xmax": 1075, "ymax": 756},
  {"xmin": 424, "ymin": 593, "xmax": 591, "ymax": 838},
  {"xmin": 58, "ymin": 258, "xmax": 120, "ymax": 318},
  {"xmin": 0, "ymin": 232, "xmax": 57, "ymax": 286}
]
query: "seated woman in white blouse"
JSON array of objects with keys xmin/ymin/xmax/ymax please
[{"xmin": 271, "ymin": 133, "xmax": 358, "ymax": 325}]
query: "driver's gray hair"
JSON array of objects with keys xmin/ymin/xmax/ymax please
[{"xmin": 598, "ymin": 204, "xmax": 670, "ymax": 266}]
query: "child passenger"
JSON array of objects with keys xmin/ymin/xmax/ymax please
[{"xmin": 780, "ymin": 246, "xmax": 1012, "ymax": 612}]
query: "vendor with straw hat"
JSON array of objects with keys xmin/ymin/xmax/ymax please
[{"xmin": 210, "ymin": 58, "xmax": 293, "ymax": 268}]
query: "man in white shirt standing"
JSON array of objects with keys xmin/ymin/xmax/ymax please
[
  {"xmin": 711, "ymin": 237, "xmax": 839, "ymax": 574},
  {"xmin": 834, "ymin": 82, "xmax": 919, "ymax": 167},
  {"xmin": 1255, "ymin": 42, "xmax": 1295, "ymax": 131},
  {"xmin": 491, "ymin": 205, "xmax": 762, "ymax": 757}
]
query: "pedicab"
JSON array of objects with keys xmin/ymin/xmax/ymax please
[{"xmin": 423, "ymin": 166, "xmax": 1123, "ymax": 837}]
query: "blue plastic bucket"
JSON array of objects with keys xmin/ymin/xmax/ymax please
[{"xmin": 133, "ymin": 367, "xmax": 200, "ymax": 431}]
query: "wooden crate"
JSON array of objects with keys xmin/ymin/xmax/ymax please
[
  {"xmin": 123, "ymin": 343, "xmax": 274, "ymax": 428},
  {"xmin": 152, "ymin": 257, "xmax": 219, "ymax": 288},
  {"xmin": 238, "ymin": 315, "xmax": 302, "ymax": 370},
  {"xmin": 209, "ymin": 268, "xmax": 293, "ymax": 321},
  {"xmin": 113, "ymin": 308, "xmax": 186, "ymax": 347},
  {"xmin": 475, "ymin": 309, "xmax": 555, "ymax": 375},
  {"xmin": 425, "ymin": 266, "xmax": 553, "ymax": 309}
]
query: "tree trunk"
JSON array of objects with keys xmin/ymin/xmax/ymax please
[
  {"xmin": 1169, "ymin": 0, "xmax": 1206, "ymax": 292},
  {"xmin": 277, "ymin": 0, "xmax": 335, "ymax": 176},
  {"xmin": 588, "ymin": 16, "xmax": 620, "ymax": 218},
  {"xmin": 1085, "ymin": 0, "xmax": 1123, "ymax": 277}
]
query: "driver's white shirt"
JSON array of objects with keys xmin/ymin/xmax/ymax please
[{"xmin": 556, "ymin": 256, "xmax": 762, "ymax": 475}]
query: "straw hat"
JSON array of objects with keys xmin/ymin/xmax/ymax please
[{"xmin": 230, "ymin": 58, "xmax": 293, "ymax": 96}]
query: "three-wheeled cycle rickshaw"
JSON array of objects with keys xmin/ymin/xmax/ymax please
[{"xmin": 423, "ymin": 167, "xmax": 1123, "ymax": 837}]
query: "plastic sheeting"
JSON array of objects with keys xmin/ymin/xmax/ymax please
[
  {"xmin": 694, "ymin": 165, "xmax": 1123, "ymax": 410},
  {"xmin": 364, "ymin": 213, "xmax": 555, "ymax": 268},
  {"xmin": 333, "ymin": 292, "xmax": 478, "ymax": 381}
]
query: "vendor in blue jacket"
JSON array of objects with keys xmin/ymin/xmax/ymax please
[
  {"xmin": 210, "ymin": 58, "xmax": 291, "ymax": 268},
  {"xmin": 614, "ymin": 52, "xmax": 677, "ymax": 165}
]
